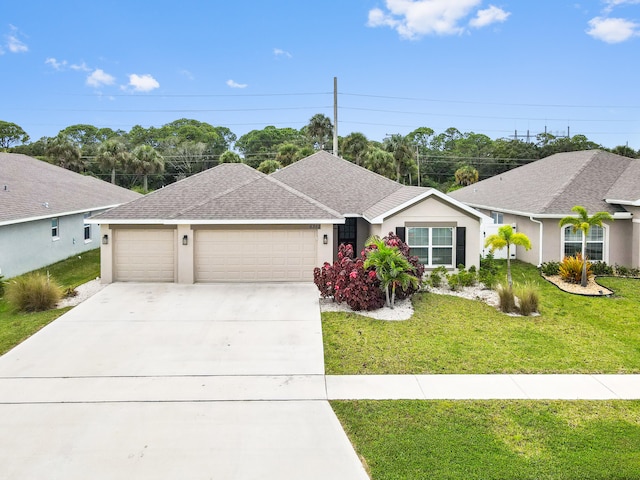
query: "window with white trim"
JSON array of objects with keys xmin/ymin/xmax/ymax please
[
  {"xmin": 407, "ymin": 227, "xmax": 454, "ymax": 267},
  {"xmin": 51, "ymin": 217, "xmax": 59, "ymax": 239},
  {"xmin": 84, "ymin": 212, "xmax": 92, "ymax": 241},
  {"xmin": 563, "ymin": 225, "xmax": 604, "ymax": 261},
  {"xmin": 490, "ymin": 211, "xmax": 503, "ymax": 224}
]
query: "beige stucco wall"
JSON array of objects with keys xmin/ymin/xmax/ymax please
[
  {"xmin": 477, "ymin": 210, "xmax": 634, "ymax": 267},
  {"xmin": 371, "ymin": 196, "xmax": 482, "ymax": 270},
  {"xmin": 99, "ymin": 224, "xmax": 113, "ymax": 284}
]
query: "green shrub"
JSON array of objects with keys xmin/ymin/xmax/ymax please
[
  {"xmin": 515, "ymin": 282, "xmax": 540, "ymax": 316},
  {"xmin": 5, "ymin": 273, "xmax": 62, "ymax": 312},
  {"xmin": 428, "ymin": 266, "xmax": 448, "ymax": 288},
  {"xmin": 479, "ymin": 253, "xmax": 499, "ymax": 289},
  {"xmin": 559, "ymin": 254, "xmax": 592, "ymax": 284},
  {"xmin": 0, "ymin": 275, "xmax": 5, "ymax": 297},
  {"xmin": 447, "ymin": 272, "xmax": 461, "ymax": 291},
  {"xmin": 614, "ymin": 264, "xmax": 640, "ymax": 278},
  {"xmin": 496, "ymin": 283, "xmax": 516, "ymax": 313},
  {"xmin": 457, "ymin": 265, "xmax": 477, "ymax": 287},
  {"xmin": 591, "ymin": 261, "xmax": 614, "ymax": 276},
  {"xmin": 540, "ymin": 261, "xmax": 561, "ymax": 276}
]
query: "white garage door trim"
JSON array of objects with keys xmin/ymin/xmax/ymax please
[
  {"xmin": 114, "ymin": 228, "xmax": 176, "ymax": 282},
  {"xmin": 195, "ymin": 228, "xmax": 317, "ymax": 282}
]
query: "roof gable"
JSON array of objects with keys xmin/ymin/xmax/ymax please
[
  {"xmin": 605, "ymin": 161, "xmax": 640, "ymax": 205},
  {"xmin": 271, "ymin": 151, "xmax": 403, "ymax": 214},
  {"xmin": 449, "ymin": 150, "xmax": 634, "ymax": 216},
  {"xmin": 0, "ymin": 153, "xmax": 141, "ymax": 224}
]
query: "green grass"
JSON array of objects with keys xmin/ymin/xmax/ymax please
[
  {"xmin": 332, "ymin": 400, "xmax": 640, "ymax": 480},
  {"xmin": 323, "ymin": 261, "xmax": 640, "ymax": 374},
  {"xmin": 0, "ymin": 249, "xmax": 100, "ymax": 355}
]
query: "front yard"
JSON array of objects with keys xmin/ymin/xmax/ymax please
[
  {"xmin": 0, "ymin": 249, "xmax": 100, "ymax": 355},
  {"xmin": 323, "ymin": 261, "xmax": 640, "ymax": 374}
]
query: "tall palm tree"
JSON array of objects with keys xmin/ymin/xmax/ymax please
[
  {"xmin": 559, "ymin": 206, "xmax": 613, "ymax": 287},
  {"xmin": 383, "ymin": 134, "xmax": 416, "ymax": 183},
  {"xmin": 342, "ymin": 132, "xmax": 369, "ymax": 166},
  {"xmin": 131, "ymin": 145, "xmax": 164, "ymax": 193},
  {"xmin": 46, "ymin": 134, "xmax": 83, "ymax": 172},
  {"xmin": 484, "ymin": 225, "xmax": 532, "ymax": 288},
  {"xmin": 306, "ymin": 114, "xmax": 333, "ymax": 151},
  {"xmin": 275, "ymin": 143, "xmax": 301, "ymax": 166},
  {"xmin": 96, "ymin": 138, "xmax": 131, "ymax": 184},
  {"xmin": 364, "ymin": 236, "xmax": 418, "ymax": 309},
  {"xmin": 257, "ymin": 159, "xmax": 282, "ymax": 174}
]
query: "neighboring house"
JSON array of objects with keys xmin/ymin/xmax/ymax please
[
  {"xmin": 0, "ymin": 153, "xmax": 141, "ymax": 279},
  {"xmin": 449, "ymin": 150, "xmax": 640, "ymax": 268},
  {"xmin": 93, "ymin": 151, "xmax": 489, "ymax": 284}
]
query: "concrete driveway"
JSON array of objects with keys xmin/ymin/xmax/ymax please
[{"xmin": 0, "ymin": 283, "xmax": 368, "ymax": 479}]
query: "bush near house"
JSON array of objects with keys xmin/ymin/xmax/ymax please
[
  {"xmin": 5, "ymin": 273, "xmax": 62, "ymax": 312},
  {"xmin": 313, "ymin": 232, "xmax": 424, "ymax": 311},
  {"xmin": 559, "ymin": 253, "xmax": 592, "ymax": 284}
]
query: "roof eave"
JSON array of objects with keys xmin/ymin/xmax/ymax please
[
  {"xmin": 1, "ymin": 204, "xmax": 124, "ymax": 227},
  {"xmin": 89, "ymin": 218, "xmax": 345, "ymax": 225},
  {"xmin": 606, "ymin": 198, "xmax": 640, "ymax": 207},
  {"xmin": 462, "ymin": 203, "xmax": 633, "ymax": 220}
]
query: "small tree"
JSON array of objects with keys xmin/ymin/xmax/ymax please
[
  {"xmin": 484, "ymin": 225, "xmax": 531, "ymax": 288},
  {"xmin": 97, "ymin": 138, "xmax": 131, "ymax": 184},
  {"xmin": 219, "ymin": 150, "xmax": 242, "ymax": 164},
  {"xmin": 257, "ymin": 159, "xmax": 282, "ymax": 174},
  {"xmin": 131, "ymin": 145, "xmax": 164, "ymax": 193},
  {"xmin": 364, "ymin": 236, "xmax": 418, "ymax": 309},
  {"xmin": 559, "ymin": 206, "xmax": 613, "ymax": 287}
]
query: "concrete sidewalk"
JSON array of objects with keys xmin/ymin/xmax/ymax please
[{"xmin": 326, "ymin": 374, "xmax": 640, "ymax": 400}]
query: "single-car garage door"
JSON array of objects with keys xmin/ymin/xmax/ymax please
[
  {"xmin": 195, "ymin": 228, "xmax": 317, "ymax": 282},
  {"xmin": 113, "ymin": 229, "xmax": 175, "ymax": 282}
]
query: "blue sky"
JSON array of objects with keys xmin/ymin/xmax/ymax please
[{"xmin": 3, "ymin": 0, "xmax": 640, "ymax": 149}]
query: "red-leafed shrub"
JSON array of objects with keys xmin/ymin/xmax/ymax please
[{"xmin": 313, "ymin": 233, "xmax": 424, "ymax": 311}]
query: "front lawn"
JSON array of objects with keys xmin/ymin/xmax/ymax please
[
  {"xmin": 332, "ymin": 400, "xmax": 640, "ymax": 480},
  {"xmin": 323, "ymin": 261, "xmax": 640, "ymax": 374},
  {"xmin": 0, "ymin": 250, "xmax": 100, "ymax": 355}
]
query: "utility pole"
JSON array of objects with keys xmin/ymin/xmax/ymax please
[{"xmin": 333, "ymin": 77, "xmax": 338, "ymax": 157}]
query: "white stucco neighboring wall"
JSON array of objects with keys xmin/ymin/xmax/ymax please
[{"xmin": 0, "ymin": 210, "xmax": 105, "ymax": 279}]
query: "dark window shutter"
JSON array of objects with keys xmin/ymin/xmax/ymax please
[
  {"xmin": 456, "ymin": 227, "xmax": 466, "ymax": 268},
  {"xmin": 396, "ymin": 227, "xmax": 406, "ymax": 243}
]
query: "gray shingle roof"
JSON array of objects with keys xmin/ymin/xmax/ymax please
[
  {"xmin": 606, "ymin": 160, "xmax": 640, "ymax": 203},
  {"xmin": 0, "ymin": 153, "xmax": 141, "ymax": 224},
  {"xmin": 363, "ymin": 186, "xmax": 430, "ymax": 220},
  {"xmin": 271, "ymin": 151, "xmax": 403, "ymax": 214},
  {"xmin": 92, "ymin": 162, "xmax": 342, "ymax": 222},
  {"xmin": 449, "ymin": 150, "xmax": 635, "ymax": 216}
]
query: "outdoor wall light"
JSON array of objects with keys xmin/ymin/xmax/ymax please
[
  {"xmin": 102, "ymin": 234, "xmax": 109, "ymax": 245},
  {"xmin": 182, "ymin": 235, "xmax": 189, "ymax": 246},
  {"xmin": 323, "ymin": 234, "xmax": 328, "ymax": 245}
]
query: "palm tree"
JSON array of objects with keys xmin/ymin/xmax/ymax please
[
  {"xmin": 559, "ymin": 206, "xmax": 614, "ymax": 287},
  {"xmin": 257, "ymin": 159, "xmax": 282, "ymax": 174},
  {"xmin": 275, "ymin": 143, "xmax": 301, "ymax": 166},
  {"xmin": 454, "ymin": 165, "xmax": 479, "ymax": 186},
  {"xmin": 219, "ymin": 150, "xmax": 242, "ymax": 163},
  {"xmin": 384, "ymin": 134, "xmax": 416, "ymax": 183},
  {"xmin": 364, "ymin": 147, "xmax": 395, "ymax": 179},
  {"xmin": 364, "ymin": 236, "xmax": 418, "ymax": 309},
  {"xmin": 46, "ymin": 134, "xmax": 83, "ymax": 172},
  {"xmin": 96, "ymin": 139, "xmax": 131, "ymax": 184},
  {"xmin": 484, "ymin": 225, "xmax": 532, "ymax": 288},
  {"xmin": 131, "ymin": 145, "xmax": 164, "ymax": 193},
  {"xmin": 342, "ymin": 132, "xmax": 369, "ymax": 166},
  {"xmin": 306, "ymin": 114, "xmax": 333, "ymax": 151}
]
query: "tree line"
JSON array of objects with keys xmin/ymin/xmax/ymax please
[{"xmin": 1, "ymin": 116, "xmax": 638, "ymax": 193}]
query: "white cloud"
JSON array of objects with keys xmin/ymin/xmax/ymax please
[
  {"xmin": 586, "ymin": 16, "xmax": 639, "ymax": 43},
  {"xmin": 274, "ymin": 48, "xmax": 292, "ymax": 58},
  {"xmin": 179, "ymin": 69, "xmax": 194, "ymax": 80},
  {"xmin": 86, "ymin": 69, "xmax": 116, "ymax": 87},
  {"xmin": 226, "ymin": 79, "xmax": 248, "ymax": 88},
  {"xmin": 127, "ymin": 73, "xmax": 160, "ymax": 92},
  {"xmin": 5, "ymin": 25, "xmax": 28, "ymax": 53},
  {"xmin": 45, "ymin": 57, "xmax": 67, "ymax": 70},
  {"xmin": 603, "ymin": 0, "xmax": 640, "ymax": 12},
  {"xmin": 70, "ymin": 62, "xmax": 91, "ymax": 72},
  {"xmin": 367, "ymin": 0, "xmax": 496, "ymax": 39},
  {"xmin": 469, "ymin": 5, "xmax": 510, "ymax": 28}
]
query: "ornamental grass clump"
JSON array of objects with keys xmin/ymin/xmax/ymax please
[
  {"xmin": 496, "ymin": 283, "xmax": 516, "ymax": 313},
  {"xmin": 6, "ymin": 273, "xmax": 62, "ymax": 312},
  {"xmin": 515, "ymin": 282, "xmax": 540, "ymax": 316}
]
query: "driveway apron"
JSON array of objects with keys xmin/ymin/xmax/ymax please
[{"xmin": 0, "ymin": 283, "xmax": 369, "ymax": 480}]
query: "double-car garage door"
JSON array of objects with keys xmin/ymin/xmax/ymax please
[{"xmin": 112, "ymin": 227, "xmax": 317, "ymax": 283}]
